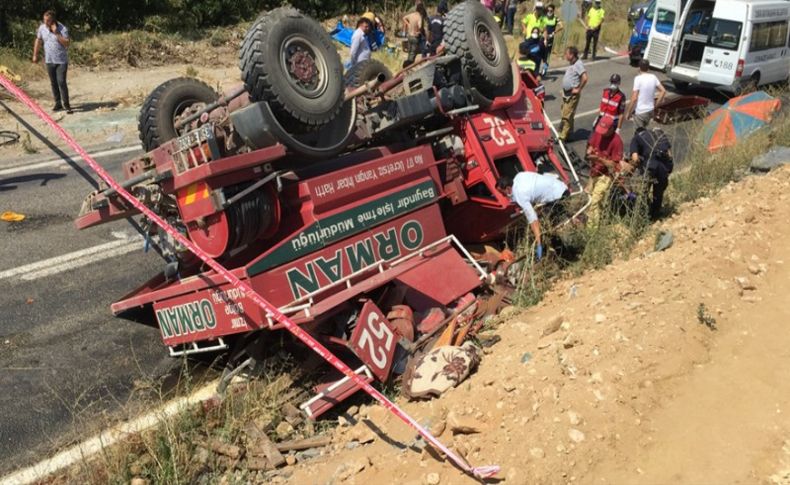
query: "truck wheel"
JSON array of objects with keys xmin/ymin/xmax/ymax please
[
  {"xmin": 673, "ymin": 81, "xmax": 690, "ymax": 92},
  {"xmin": 240, "ymin": 7, "xmax": 344, "ymax": 131},
  {"xmin": 138, "ymin": 77, "xmax": 218, "ymax": 152},
  {"xmin": 444, "ymin": 1, "xmax": 511, "ymax": 96},
  {"xmin": 344, "ymin": 59, "xmax": 392, "ymax": 87}
]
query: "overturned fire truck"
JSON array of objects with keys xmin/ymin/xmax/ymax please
[{"xmin": 76, "ymin": 2, "xmax": 584, "ymax": 417}]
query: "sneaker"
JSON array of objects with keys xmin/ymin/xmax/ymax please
[
  {"xmin": 65, "ymin": 106, "xmax": 74, "ymax": 114},
  {"xmin": 53, "ymin": 105, "xmax": 63, "ymax": 112},
  {"xmin": 581, "ymin": 55, "xmax": 588, "ymax": 60}
]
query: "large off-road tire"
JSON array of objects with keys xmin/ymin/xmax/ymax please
[
  {"xmin": 444, "ymin": 1, "xmax": 511, "ymax": 97},
  {"xmin": 138, "ymin": 77, "xmax": 218, "ymax": 152},
  {"xmin": 240, "ymin": 7, "xmax": 344, "ymax": 131},
  {"xmin": 344, "ymin": 59, "xmax": 393, "ymax": 87}
]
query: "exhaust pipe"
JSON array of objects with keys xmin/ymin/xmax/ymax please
[{"xmin": 343, "ymin": 72, "xmax": 387, "ymax": 102}]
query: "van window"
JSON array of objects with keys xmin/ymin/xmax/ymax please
[
  {"xmin": 750, "ymin": 21, "xmax": 789, "ymax": 51},
  {"xmin": 655, "ymin": 8, "xmax": 677, "ymax": 25},
  {"xmin": 708, "ymin": 19, "xmax": 742, "ymax": 50}
]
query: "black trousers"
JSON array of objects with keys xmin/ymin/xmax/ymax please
[
  {"xmin": 648, "ymin": 164, "xmax": 670, "ymax": 219},
  {"xmin": 583, "ymin": 28, "xmax": 600, "ymax": 59},
  {"xmin": 46, "ymin": 63, "xmax": 70, "ymax": 109}
]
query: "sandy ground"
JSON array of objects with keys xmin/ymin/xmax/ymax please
[
  {"xmin": 0, "ymin": 63, "xmax": 240, "ymax": 161},
  {"xmin": 259, "ymin": 165, "xmax": 790, "ymax": 485}
]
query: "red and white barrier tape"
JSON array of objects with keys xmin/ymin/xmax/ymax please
[{"xmin": 0, "ymin": 74, "xmax": 499, "ymax": 479}]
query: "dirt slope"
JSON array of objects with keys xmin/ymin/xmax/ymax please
[{"xmin": 273, "ymin": 166, "xmax": 790, "ymax": 485}]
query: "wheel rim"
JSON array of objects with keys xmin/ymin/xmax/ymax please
[
  {"xmin": 475, "ymin": 21, "xmax": 500, "ymax": 66},
  {"xmin": 280, "ymin": 35, "xmax": 328, "ymax": 99},
  {"xmin": 172, "ymin": 99, "xmax": 205, "ymax": 127}
]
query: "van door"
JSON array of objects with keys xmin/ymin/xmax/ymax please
[
  {"xmin": 698, "ymin": 14, "xmax": 745, "ymax": 87},
  {"xmin": 645, "ymin": 0, "xmax": 684, "ymax": 68}
]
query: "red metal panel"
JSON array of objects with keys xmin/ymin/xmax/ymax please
[
  {"xmin": 170, "ymin": 144, "xmax": 287, "ymax": 190},
  {"xmin": 152, "ymin": 283, "xmax": 264, "ymax": 346},
  {"xmin": 395, "ymin": 245, "xmax": 482, "ymax": 311},
  {"xmin": 304, "ymin": 373, "xmax": 374, "ymax": 419},
  {"xmin": 349, "ymin": 300, "xmax": 398, "ymax": 381},
  {"xmin": 252, "ymin": 203, "xmax": 449, "ymax": 307},
  {"xmin": 304, "ymin": 144, "xmax": 440, "ymax": 215}
]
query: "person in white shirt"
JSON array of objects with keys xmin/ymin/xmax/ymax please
[
  {"xmin": 496, "ymin": 172, "xmax": 570, "ymax": 261},
  {"xmin": 349, "ymin": 17, "xmax": 372, "ymax": 67},
  {"xmin": 626, "ymin": 58, "xmax": 666, "ymax": 129}
]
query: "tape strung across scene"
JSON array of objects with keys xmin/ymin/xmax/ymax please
[{"xmin": 0, "ymin": 74, "xmax": 499, "ymax": 480}]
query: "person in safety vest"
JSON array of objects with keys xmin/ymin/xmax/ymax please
[
  {"xmin": 593, "ymin": 73, "xmax": 626, "ymax": 132},
  {"xmin": 522, "ymin": 1, "xmax": 547, "ymax": 38},
  {"xmin": 518, "ymin": 28, "xmax": 547, "ymax": 78},
  {"xmin": 583, "ymin": 0, "xmax": 605, "ymax": 60},
  {"xmin": 540, "ymin": 4, "xmax": 563, "ymax": 76}
]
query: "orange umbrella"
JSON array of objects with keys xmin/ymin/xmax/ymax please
[{"xmin": 701, "ymin": 91, "xmax": 781, "ymax": 153}]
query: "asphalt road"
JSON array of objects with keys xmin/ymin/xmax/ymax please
[
  {"xmin": 542, "ymin": 55, "xmax": 729, "ymax": 165},
  {"xmin": 0, "ymin": 55, "xmax": 732, "ymax": 477},
  {"xmin": 0, "ymin": 142, "xmax": 182, "ymax": 475}
]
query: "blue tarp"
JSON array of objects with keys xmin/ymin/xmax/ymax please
[{"xmin": 329, "ymin": 21, "xmax": 386, "ymax": 50}]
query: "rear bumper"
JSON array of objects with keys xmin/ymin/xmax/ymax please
[{"xmin": 669, "ymin": 70, "xmax": 739, "ymax": 92}]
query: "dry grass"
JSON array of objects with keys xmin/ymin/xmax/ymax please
[
  {"xmin": 44, "ymin": 353, "xmax": 324, "ymax": 484},
  {"xmin": 514, "ymin": 88, "xmax": 790, "ymax": 306}
]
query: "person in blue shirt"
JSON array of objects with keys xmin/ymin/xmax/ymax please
[
  {"xmin": 349, "ymin": 17, "xmax": 373, "ymax": 67},
  {"xmin": 496, "ymin": 172, "xmax": 570, "ymax": 261}
]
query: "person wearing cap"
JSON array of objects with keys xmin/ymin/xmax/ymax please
[
  {"xmin": 362, "ymin": 11, "xmax": 386, "ymax": 34},
  {"xmin": 594, "ymin": 73, "xmax": 626, "ymax": 132},
  {"xmin": 626, "ymin": 58, "xmax": 666, "ymax": 129},
  {"xmin": 519, "ymin": 28, "xmax": 547, "ymax": 78},
  {"xmin": 496, "ymin": 172, "xmax": 570, "ymax": 262},
  {"xmin": 427, "ymin": 1, "xmax": 448, "ymax": 56},
  {"xmin": 559, "ymin": 46, "xmax": 587, "ymax": 142},
  {"xmin": 586, "ymin": 114, "xmax": 623, "ymax": 184},
  {"xmin": 350, "ymin": 17, "xmax": 373, "ymax": 67},
  {"xmin": 540, "ymin": 4, "xmax": 563, "ymax": 76},
  {"xmin": 522, "ymin": 2, "xmax": 547, "ymax": 39},
  {"xmin": 583, "ymin": 0, "xmax": 605, "ymax": 60}
]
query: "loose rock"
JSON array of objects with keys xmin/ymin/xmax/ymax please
[{"xmin": 568, "ymin": 429, "xmax": 586, "ymax": 444}]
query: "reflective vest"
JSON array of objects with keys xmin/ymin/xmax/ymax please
[
  {"xmin": 518, "ymin": 58, "xmax": 537, "ymax": 72},
  {"xmin": 598, "ymin": 88, "xmax": 625, "ymax": 121},
  {"xmin": 522, "ymin": 13, "xmax": 546, "ymax": 37},
  {"xmin": 544, "ymin": 16, "xmax": 558, "ymax": 35},
  {"xmin": 587, "ymin": 7, "xmax": 605, "ymax": 29}
]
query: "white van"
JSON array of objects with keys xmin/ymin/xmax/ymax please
[{"xmin": 645, "ymin": 0, "xmax": 790, "ymax": 92}]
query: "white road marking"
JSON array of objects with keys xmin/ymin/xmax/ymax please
[
  {"xmin": 545, "ymin": 54, "xmax": 628, "ymax": 75},
  {"xmin": 0, "ymin": 145, "xmax": 140, "ymax": 177},
  {"xmin": 0, "ymin": 381, "xmax": 219, "ymax": 485},
  {"xmin": 549, "ymin": 107, "xmax": 600, "ymax": 125},
  {"xmin": 21, "ymin": 242, "xmax": 141, "ymax": 281},
  {"xmin": 0, "ymin": 237, "xmax": 141, "ymax": 281}
]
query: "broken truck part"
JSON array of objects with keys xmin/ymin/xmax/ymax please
[{"xmin": 74, "ymin": 2, "xmax": 586, "ymax": 419}]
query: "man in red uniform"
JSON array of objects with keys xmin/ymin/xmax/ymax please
[
  {"xmin": 587, "ymin": 115, "xmax": 623, "ymax": 179},
  {"xmin": 593, "ymin": 73, "xmax": 626, "ymax": 132}
]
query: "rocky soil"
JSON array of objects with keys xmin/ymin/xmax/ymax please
[{"xmin": 258, "ymin": 166, "xmax": 790, "ymax": 484}]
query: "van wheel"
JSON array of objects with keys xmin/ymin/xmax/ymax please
[
  {"xmin": 738, "ymin": 73, "xmax": 760, "ymax": 96},
  {"xmin": 673, "ymin": 81, "xmax": 690, "ymax": 92}
]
